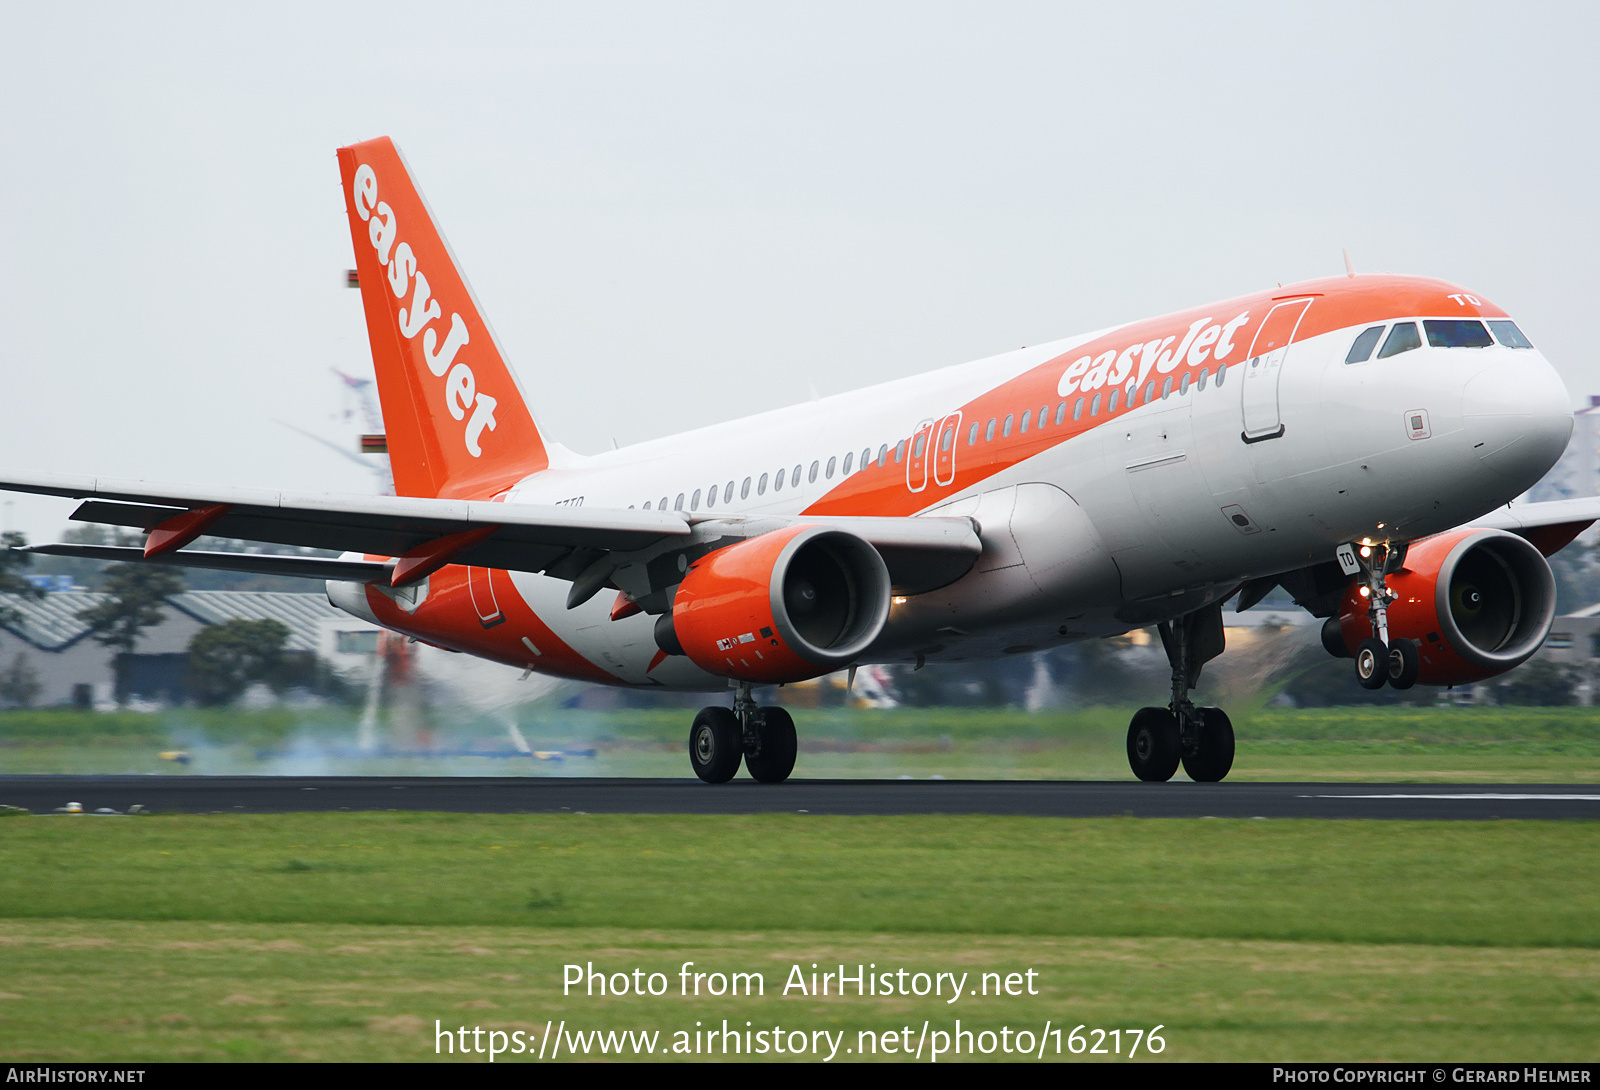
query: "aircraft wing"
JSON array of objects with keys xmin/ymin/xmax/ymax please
[
  {"xmin": 0, "ymin": 471, "xmax": 980, "ymax": 597},
  {"xmin": 1470, "ymin": 497, "xmax": 1600, "ymax": 554}
]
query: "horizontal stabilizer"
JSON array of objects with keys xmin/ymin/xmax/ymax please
[{"xmin": 24, "ymin": 544, "xmax": 392, "ymax": 583}]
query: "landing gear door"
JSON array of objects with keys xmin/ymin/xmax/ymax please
[{"xmin": 1240, "ymin": 297, "xmax": 1312, "ymax": 442}]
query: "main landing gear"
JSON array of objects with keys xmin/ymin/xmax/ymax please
[
  {"xmin": 688, "ymin": 683, "xmax": 798, "ymax": 784},
  {"xmin": 1127, "ymin": 603, "xmax": 1235, "ymax": 783},
  {"xmin": 1344, "ymin": 540, "xmax": 1420, "ymax": 691}
]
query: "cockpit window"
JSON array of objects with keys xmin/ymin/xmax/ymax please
[
  {"xmin": 1345, "ymin": 325, "xmax": 1386, "ymax": 364},
  {"xmin": 1377, "ymin": 322, "xmax": 1421, "ymax": 359},
  {"xmin": 1489, "ymin": 320, "xmax": 1534, "ymax": 349},
  {"xmin": 1424, "ymin": 319, "xmax": 1493, "ymax": 349}
]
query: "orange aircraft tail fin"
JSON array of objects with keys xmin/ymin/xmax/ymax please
[{"xmin": 337, "ymin": 137, "xmax": 548, "ymax": 499}]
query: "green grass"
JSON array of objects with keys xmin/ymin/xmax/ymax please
[
  {"xmin": 4, "ymin": 705, "xmax": 1598, "ymax": 780},
  {"xmin": 1, "ymin": 814, "xmax": 1597, "ymax": 944},
  {"xmin": 0, "ymin": 813, "xmax": 1597, "ymax": 1062},
  {"xmin": 2, "ymin": 921, "xmax": 1595, "ymax": 1062}
]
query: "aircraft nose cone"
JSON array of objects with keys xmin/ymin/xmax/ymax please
[{"xmin": 1462, "ymin": 360, "xmax": 1572, "ymax": 491}]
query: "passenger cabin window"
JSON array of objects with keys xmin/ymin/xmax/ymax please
[
  {"xmin": 1346, "ymin": 325, "xmax": 1386, "ymax": 363},
  {"xmin": 704, "ymin": 484, "xmax": 715, "ymax": 508},
  {"xmin": 794, "ymin": 463, "xmax": 803, "ymax": 483},
  {"xmin": 1215, "ymin": 363, "xmax": 1227, "ymax": 386},
  {"xmin": 1142, "ymin": 381, "xmax": 1154, "ymax": 405},
  {"xmin": 775, "ymin": 469, "xmax": 785, "ymax": 491},
  {"xmin": 1107, "ymin": 390, "xmax": 1120, "ymax": 412},
  {"xmin": 1425, "ymin": 320, "xmax": 1493, "ymax": 349},
  {"xmin": 894, "ymin": 441, "xmax": 905, "ymax": 463},
  {"xmin": 1055, "ymin": 401, "xmax": 1066, "ymax": 425},
  {"xmin": 968, "ymin": 422, "xmax": 980, "ymax": 445},
  {"xmin": 860, "ymin": 447, "xmax": 870, "ymax": 470},
  {"xmin": 1378, "ymin": 322, "xmax": 1421, "ymax": 359},
  {"xmin": 1089, "ymin": 392, "xmax": 1101, "ymax": 416},
  {"xmin": 659, "ymin": 496, "xmax": 669, "ymax": 510},
  {"xmin": 1490, "ymin": 321, "xmax": 1534, "ymax": 349},
  {"xmin": 842, "ymin": 452, "xmax": 853, "ymax": 474},
  {"xmin": 643, "ymin": 500, "xmax": 652, "ymax": 510},
  {"xmin": 985, "ymin": 418, "xmax": 996, "ymax": 441},
  {"xmin": 1019, "ymin": 410, "xmax": 1031, "ymax": 433},
  {"xmin": 1073, "ymin": 398, "xmax": 1083, "ymax": 421},
  {"xmin": 1179, "ymin": 373, "xmax": 1190, "ymax": 395},
  {"xmin": 691, "ymin": 488, "xmax": 702, "ymax": 510},
  {"xmin": 725, "ymin": 481, "xmax": 734, "ymax": 503},
  {"xmin": 809, "ymin": 461, "xmax": 819, "ymax": 483},
  {"xmin": 741, "ymin": 477, "xmax": 752, "ymax": 499},
  {"xmin": 1197, "ymin": 368, "xmax": 1209, "ymax": 390},
  {"xmin": 674, "ymin": 493, "xmax": 685, "ymax": 511},
  {"xmin": 1003, "ymin": 414, "xmax": 1014, "ymax": 437},
  {"xmin": 757, "ymin": 472, "xmax": 768, "ymax": 495},
  {"xmin": 825, "ymin": 456, "xmax": 836, "ymax": 479}
]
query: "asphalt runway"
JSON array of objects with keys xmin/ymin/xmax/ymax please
[{"xmin": 2, "ymin": 775, "xmax": 1598, "ymax": 819}]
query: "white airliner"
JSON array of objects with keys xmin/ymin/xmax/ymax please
[{"xmin": 5, "ymin": 137, "xmax": 1587, "ymax": 784}]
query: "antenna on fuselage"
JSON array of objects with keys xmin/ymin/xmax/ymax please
[{"xmin": 1343, "ymin": 248, "xmax": 1356, "ymax": 278}]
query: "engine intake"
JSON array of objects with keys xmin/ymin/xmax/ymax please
[
  {"xmin": 1337, "ymin": 528, "xmax": 1556, "ymax": 686},
  {"xmin": 655, "ymin": 525, "xmax": 892, "ymax": 684}
]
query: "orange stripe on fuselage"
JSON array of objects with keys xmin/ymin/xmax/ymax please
[
  {"xmin": 362, "ymin": 565, "xmax": 620, "ymax": 685},
  {"xmin": 804, "ymin": 274, "xmax": 1507, "ymax": 519}
]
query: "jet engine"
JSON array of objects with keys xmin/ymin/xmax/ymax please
[
  {"xmin": 654, "ymin": 525, "xmax": 892, "ymax": 684},
  {"xmin": 1335, "ymin": 528, "xmax": 1557, "ymax": 686}
]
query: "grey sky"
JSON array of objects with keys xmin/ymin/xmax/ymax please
[{"xmin": 1, "ymin": 2, "xmax": 1595, "ymax": 542}]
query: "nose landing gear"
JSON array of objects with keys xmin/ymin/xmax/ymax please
[
  {"xmin": 689, "ymin": 682, "xmax": 798, "ymax": 784},
  {"xmin": 1347, "ymin": 541, "xmax": 1420, "ymax": 691},
  {"xmin": 1126, "ymin": 604, "xmax": 1235, "ymax": 783}
]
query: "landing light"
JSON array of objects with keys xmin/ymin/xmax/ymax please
[
  {"xmin": 892, "ymin": 596, "xmax": 908, "ymax": 605},
  {"xmin": 1359, "ymin": 546, "xmax": 1372, "ymax": 558},
  {"xmin": 1359, "ymin": 586, "xmax": 1371, "ymax": 598}
]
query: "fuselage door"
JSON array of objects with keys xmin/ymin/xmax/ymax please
[
  {"xmin": 933, "ymin": 411, "xmax": 962, "ymax": 487},
  {"xmin": 468, "ymin": 565, "xmax": 506, "ymax": 627},
  {"xmin": 907, "ymin": 419, "xmax": 935, "ymax": 492},
  {"xmin": 1240, "ymin": 297, "xmax": 1313, "ymax": 441},
  {"xmin": 469, "ymin": 490, "xmax": 511, "ymax": 627}
]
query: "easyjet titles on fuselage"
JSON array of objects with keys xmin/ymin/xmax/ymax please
[{"xmin": 1057, "ymin": 309, "xmax": 1252, "ymax": 401}]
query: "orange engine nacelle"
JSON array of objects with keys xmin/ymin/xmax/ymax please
[
  {"xmin": 654, "ymin": 525, "xmax": 892, "ymax": 684},
  {"xmin": 1337, "ymin": 528, "xmax": 1556, "ymax": 686}
]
